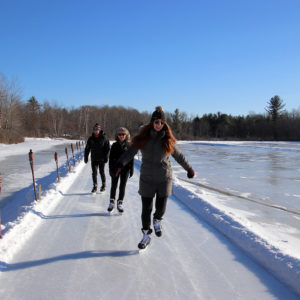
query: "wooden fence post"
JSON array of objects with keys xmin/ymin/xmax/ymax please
[
  {"xmin": 54, "ymin": 152, "xmax": 61, "ymax": 182},
  {"xmin": 65, "ymin": 147, "xmax": 71, "ymax": 172},
  {"xmin": 29, "ymin": 149, "xmax": 37, "ymax": 201}
]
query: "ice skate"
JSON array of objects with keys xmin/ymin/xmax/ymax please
[
  {"xmin": 100, "ymin": 185, "xmax": 106, "ymax": 192},
  {"xmin": 153, "ymin": 218, "xmax": 162, "ymax": 237},
  {"xmin": 138, "ymin": 229, "xmax": 152, "ymax": 250},
  {"xmin": 91, "ymin": 185, "xmax": 97, "ymax": 194},
  {"xmin": 117, "ymin": 200, "xmax": 124, "ymax": 213},
  {"xmin": 107, "ymin": 199, "xmax": 115, "ymax": 212}
]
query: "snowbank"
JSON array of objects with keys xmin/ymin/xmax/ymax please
[
  {"xmin": 134, "ymin": 158, "xmax": 300, "ymax": 296},
  {"xmin": 0, "ymin": 161, "xmax": 85, "ymax": 266},
  {"xmin": 171, "ymin": 179, "xmax": 300, "ymax": 296}
]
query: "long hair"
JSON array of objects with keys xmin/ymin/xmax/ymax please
[{"xmin": 132, "ymin": 122, "xmax": 176, "ymax": 155}]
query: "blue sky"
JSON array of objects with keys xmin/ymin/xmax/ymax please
[{"xmin": 0, "ymin": 0, "xmax": 300, "ymax": 116}]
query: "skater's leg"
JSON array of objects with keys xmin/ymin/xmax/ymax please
[
  {"xmin": 118, "ymin": 171, "xmax": 129, "ymax": 201},
  {"xmin": 141, "ymin": 197, "xmax": 153, "ymax": 230},
  {"xmin": 153, "ymin": 196, "xmax": 168, "ymax": 237},
  {"xmin": 91, "ymin": 161, "xmax": 98, "ymax": 187},
  {"xmin": 99, "ymin": 162, "xmax": 106, "ymax": 187},
  {"xmin": 153, "ymin": 196, "xmax": 168, "ymax": 220},
  {"xmin": 110, "ymin": 175, "xmax": 119, "ymax": 200}
]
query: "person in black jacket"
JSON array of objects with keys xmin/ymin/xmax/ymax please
[
  {"xmin": 108, "ymin": 127, "xmax": 134, "ymax": 213},
  {"xmin": 84, "ymin": 123, "xmax": 110, "ymax": 193}
]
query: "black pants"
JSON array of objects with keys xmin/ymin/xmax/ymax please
[
  {"xmin": 141, "ymin": 196, "xmax": 168, "ymax": 230},
  {"xmin": 91, "ymin": 161, "xmax": 106, "ymax": 186},
  {"xmin": 110, "ymin": 171, "xmax": 130, "ymax": 201}
]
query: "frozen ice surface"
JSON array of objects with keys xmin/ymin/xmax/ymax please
[{"xmin": 174, "ymin": 141, "xmax": 300, "ymax": 259}]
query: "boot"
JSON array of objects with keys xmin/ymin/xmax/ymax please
[
  {"xmin": 107, "ymin": 199, "xmax": 115, "ymax": 212},
  {"xmin": 91, "ymin": 185, "xmax": 97, "ymax": 193},
  {"xmin": 117, "ymin": 200, "xmax": 124, "ymax": 213},
  {"xmin": 138, "ymin": 229, "xmax": 152, "ymax": 249},
  {"xmin": 153, "ymin": 218, "xmax": 162, "ymax": 237}
]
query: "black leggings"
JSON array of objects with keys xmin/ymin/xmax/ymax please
[
  {"xmin": 110, "ymin": 171, "xmax": 130, "ymax": 201},
  {"xmin": 141, "ymin": 196, "xmax": 168, "ymax": 230},
  {"xmin": 91, "ymin": 161, "xmax": 106, "ymax": 186}
]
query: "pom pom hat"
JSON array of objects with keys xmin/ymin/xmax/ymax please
[
  {"xmin": 151, "ymin": 106, "xmax": 166, "ymax": 122},
  {"xmin": 93, "ymin": 123, "xmax": 101, "ymax": 130}
]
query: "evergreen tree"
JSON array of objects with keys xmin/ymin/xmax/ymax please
[
  {"xmin": 265, "ymin": 95, "xmax": 285, "ymax": 122},
  {"xmin": 265, "ymin": 95, "xmax": 285, "ymax": 140}
]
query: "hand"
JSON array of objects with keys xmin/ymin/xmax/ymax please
[
  {"xmin": 187, "ymin": 167, "xmax": 195, "ymax": 178},
  {"xmin": 84, "ymin": 157, "xmax": 88, "ymax": 164}
]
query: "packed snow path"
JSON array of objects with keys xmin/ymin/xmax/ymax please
[{"xmin": 0, "ymin": 163, "xmax": 298, "ymax": 300}]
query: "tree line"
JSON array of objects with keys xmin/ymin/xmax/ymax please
[{"xmin": 1, "ymin": 73, "xmax": 300, "ymax": 143}]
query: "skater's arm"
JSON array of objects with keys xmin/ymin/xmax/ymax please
[
  {"xmin": 84, "ymin": 138, "xmax": 91, "ymax": 163},
  {"xmin": 117, "ymin": 146, "xmax": 138, "ymax": 168},
  {"xmin": 172, "ymin": 144, "xmax": 192, "ymax": 171},
  {"xmin": 172, "ymin": 144, "xmax": 195, "ymax": 178},
  {"xmin": 104, "ymin": 138, "xmax": 110, "ymax": 163}
]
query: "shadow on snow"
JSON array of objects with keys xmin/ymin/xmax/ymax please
[{"xmin": 0, "ymin": 249, "xmax": 139, "ymax": 272}]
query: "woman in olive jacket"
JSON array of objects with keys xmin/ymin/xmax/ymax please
[
  {"xmin": 115, "ymin": 106, "xmax": 195, "ymax": 249},
  {"xmin": 108, "ymin": 127, "xmax": 133, "ymax": 213}
]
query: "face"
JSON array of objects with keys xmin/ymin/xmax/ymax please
[
  {"xmin": 117, "ymin": 131, "xmax": 126, "ymax": 141},
  {"xmin": 153, "ymin": 119, "xmax": 165, "ymax": 132},
  {"xmin": 93, "ymin": 129, "xmax": 100, "ymax": 135}
]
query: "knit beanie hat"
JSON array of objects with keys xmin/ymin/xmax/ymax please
[
  {"xmin": 93, "ymin": 123, "xmax": 101, "ymax": 130},
  {"xmin": 151, "ymin": 106, "xmax": 166, "ymax": 122}
]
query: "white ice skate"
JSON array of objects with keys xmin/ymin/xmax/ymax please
[{"xmin": 138, "ymin": 229, "xmax": 152, "ymax": 250}]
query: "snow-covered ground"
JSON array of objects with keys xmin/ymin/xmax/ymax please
[
  {"xmin": 0, "ymin": 138, "xmax": 84, "ymax": 236},
  {"xmin": 0, "ymin": 159, "xmax": 299, "ymax": 299},
  {"xmin": 0, "ymin": 137, "xmax": 71, "ymax": 162},
  {"xmin": 0, "ymin": 138, "xmax": 300, "ymax": 298}
]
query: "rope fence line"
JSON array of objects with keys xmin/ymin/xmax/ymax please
[{"xmin": 177, "ymin": 177, "xmax": 300, "ymax": 216}]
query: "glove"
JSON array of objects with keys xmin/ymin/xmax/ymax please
[
  {"xmin": 187, "ymin": 167, "xmax": 195, "ymax": 179},
  {"xmin": 129, "ymin": 169, "xmax": 134, "ymax": 178},
  {"xmin": 84, "ymin": 157, "xmax": 88, "ymax": 164}
]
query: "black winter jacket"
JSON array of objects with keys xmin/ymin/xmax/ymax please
[
  {"xmin": 109, "ymin": 140, "xmax": 134, "ymax": 177},
  {"xmin": 84, "ymin": 131, "xmax": 110, "ymax": 163}
]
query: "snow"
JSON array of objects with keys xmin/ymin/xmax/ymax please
[
  {"xmin": 0, "ymin": 138, "xmax": 300, "ymax": 298},
  {"xmin": 0, "ymin": 137, "xmax": 70, "ymax": 162},
  {"xmin": 0, "ymin": 161, "xmax": 298, "ymax": 299}
]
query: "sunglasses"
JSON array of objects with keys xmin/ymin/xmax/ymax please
[
  {"xmin": 154, "ymin": 120, "xmax": 165, "ymax": 125},
  {"xmin": 118, "ymin": 133, "xmax": 126, "ymax": 136}
]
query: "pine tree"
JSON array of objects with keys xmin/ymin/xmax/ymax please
[{"xmin": 265, "ymin": 95, "xmax": 285, "ymax": 140}]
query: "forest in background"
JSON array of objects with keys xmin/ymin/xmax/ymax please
[{"xmin": 1, "ymin": 73, "xmax": 300, "ymax": 144}]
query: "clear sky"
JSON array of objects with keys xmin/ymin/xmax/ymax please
[{"xmin": 0, "ymin": 0, "xmax": 300, "ymax": 116}]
